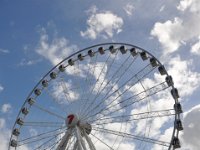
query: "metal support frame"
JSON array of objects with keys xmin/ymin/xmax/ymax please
[
  {"xmin": 56, "ymin": 126, "xmax": 96, "ymax": 150},
  {"xmin": 75, "ymin": 126, "xmax": 83, "ymax": 150},
  {"xmin": 56, "ymin": 129, "xmax": 72, "ymax": 150},
  {"xmin": 83, "ymin": 130, "xmax": 96, "ymax": 150}
]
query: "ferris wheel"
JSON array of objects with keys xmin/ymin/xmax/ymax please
[{"xmin": 9, "ymin": 43, "xmax": 183, "ymax": 150}]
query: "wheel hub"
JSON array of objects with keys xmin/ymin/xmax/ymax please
[{"xmin": 66, "ymin": 114, "xmax": 92, "ymax": 134}]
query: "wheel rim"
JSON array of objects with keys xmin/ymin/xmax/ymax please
[{"xmin": 9, "ymin": 43, "xmax": 182, "ymax": 150}]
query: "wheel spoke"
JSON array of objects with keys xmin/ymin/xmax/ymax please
[
  {"xmin": 18, "ymin": 129, "xmax": 66, "ymax": 146},
  {"xmin": 83, "ymin": 63, "xmax": 155, "ymax": 122},
  {"xmin": 81, "ymin": 49, "xmax": 119, "ymax": 117},
  {"xmin": 79, "ymin": 52, "xmax": 99, "ymax": 116},
  {"xmin": 87, "ymin": 81, "xmax": 169, "ymax": 122},
  {"xmin": 92, "ymin": 109, "xmax": 175, "ymax": 125},
  {"xmin": 33, "ymin": 135, "xmax": 58, "ymax": 150},
  {"xmin": 23, "ymin": 121, "xmax": 63, "ymax": 127},
  {"xmin": 90, "ymin": 133, "xmax": 114, "ymax": 150},
  {"xmin": 82, "ymin": 54, "xmax": 138, "ymax": 119},
  {"xmin": 33, "ymin": 103, "xmax": 65, "ymax": 120},
  {"xmin": 93, "ymin": 127, "xmax": 170, "ymax": 147}
]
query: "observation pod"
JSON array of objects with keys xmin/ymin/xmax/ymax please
[
  {"xmin": 78, "ymin": 53, "xmax": 84, "ymax": 61},
  {"xmin": 158, "ymin": 65, "xmax": 167, "ymax": 75},
  {"xmin": 42, "ymin": 79, "xmax": 48, "ymax": 87},
  {"xmin": 166, "ymin": 75, "xmax": 174, "ymax": 86},
  {"xmin": 68, "ymin": 59, "xmax": 74, "ymax": 66},
  {"xmin": 175, "ymin": 119, "xmax": 184, "ymax": 131},
  {"xmin": 34, "ymin": 88, "xmax": 41, "ymax": 96},
  {"xmin": 109, "ymin": 45, "xmax": 116, "ymax": 53},
  {"xmin": 16, "ymin": 118, "xmax": 24, "ymax": 126},
  {"xmin": 120, "ymin": 45, "xmax": 127, "ymax": 54},
  {"xmin": 98, "ymin": 47, "xmax": 105, "ymax": 54},
  {"xmin": 10, "ymin": 140, "xmax": 18, "ymax": 147},
  {"xmin": 12, "ymin": 128, "xmax": 20, "ymax": 136},
  {"xmin": 150, "ymin": 57, "xmax": 158, "ymax": 67},
  {"xmin": 130, "ymin": 48, "xmax": 137, "ymax": 57},
  {"xmin": 59, "ymin": 65, "xmax": 65, "ymax": 72},
  {"xmin": 21, "ymin": 107, "xmax": 29, "ymax": 115},
  {"xmin": 172, "ymin": 137, "xmax": 181, "ymax": 149},
  {"xmin": 50, "ymin": 72, "xmax": 57, "ymax": 79},
  {"xmin": 140, "ymin": 51, "xmax": 148, "ymax": 60},
  {"xmin": 88, "ymin": 49, "xmax": 95, "ymax": 57},
  {"xmin": 8, "ymin": 43, "xmax": 183, "ymax": 150},
  {"xmin": 174, "ymin": 102, "xmax": 183, "ymax": 114},
  {"xmin": 28, "ymin": 98, "xmax": 35, "ymax": 105}
]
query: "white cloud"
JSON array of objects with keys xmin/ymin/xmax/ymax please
[
  {"xmin": 0, "ymin": 118, "xmax": 9, "ymax": 150},
  {"xmin": 177, "ymin": 0, "xmax": 200, "ymax": 12},
  {"xmin": 124, "ymin": 54, "xmax": 200, "ymax": 147},
  {"xmin": 177, "ymin": 0, "xmax": 192, "ymax": 11},
  {"xmin": 167, "ymin": 55, "xmax": 200, "ymax": 97},
  {"xmin": 36, "ymin": 28, "xmax": 77, "ymax": 66},
  {"xmin": 0, "ymin": 48, "xmax": 10, "ymax": 54},
  {"xmin": 92, "ymin": 122, "xmax": 135, "ymax": 150},
  {"xmin": 48, "ymin": 80, "xmax": 80, "ymax": 107},
  {"xmin": 18, "ymin": 58, "xmax": 42, "ymax": 66},
  {"xmin": 0, "ymin": 118, "xmax": 29, "ymax": 150},
  {"xmin": 191, "ymin": 36, "xmax": 200, "ymax": 55},
  {"xmin": 152, "ymin": 127, "xmax": 173, "ymax": 150},
  {"xmin": 29, "ymin": 128, "xmax": 38, "ymax": 137},
  {"xmin": 180, "ymin": 104, "xmax": 200, "ymax": 150},
  {"xmin": 159, "ymin": 5, "xmax": 165, "ymax": 12},
  {"xmin": 0, "ymin": 118, "xmax": 5, "ymax": 129},
  {"xmin": 0, "ymin": 84, "xmax": 4, "ymax": 92},
  {"xmin": 151, "ymin": 0, "xmax": 200, "ymax": 54},
  {"xmin": 81, "ymin": 6, "xmax": 123, "ymax": 40},
  {"xmin": 85, "ymin": 5, "xmax": 98, "ymax": 14},
  {"xmin": 1, "ymin": 103, "xmax": 12, "ymax": 113},
  {"xmin": 123, "ymin": 3, "xmax": 134, "ymax": 16},
  {"xmin": 151, "ymin": 17, "xmax": 184, "ymax": 54}
]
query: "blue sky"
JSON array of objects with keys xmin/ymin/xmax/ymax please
[{"xmin": 1, "ymin": 0, "xmax": 200, "ymax": 149}]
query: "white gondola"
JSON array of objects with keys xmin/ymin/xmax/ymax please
[
  {"xmin": 10, "ymin": 139, "xmax": 18, "ymax": 147},
  {"xmin": 158, "ymin": 65, "xmax": 167, "ymax": 75},
  {"xmin": 174, "ymin": 103, "xmax": 183, "ymax": 114},
  {"xmin": 16, "ymin": 118, "xmax": 24, "ymax": 126},
  {"xmin": 140, "ymin": 51, "xmax": 148, "ymax": 60},
  {"xmin": 28, "ymin": 98, "xmax": 35, "ymax": 105},
  {"xmin": 109, "ymin": 45, "xmax": 116, "ymax": 54},
  {"xmin": 173, "ymin": 137, "xmax": 181, "ymax": 149},
  {"xmin": 59, "ymin": 65, "xmax": 65, "ymax": 72},
  {"xmin": 78, "ymin": 54, "xmax": 84, "ymax": 61},
  {"xmin": 98, "ymin": 47, "xmax": 105, "ymax": 54},
  {"xmin": 150, "ymin": 57, "xmax": 158, "ymax": 67},
  {"xmin": 42, "ymin": 80, "xmax": 48, "ymax": 87},
  {"xmin": 21, "ymin": 107, "xmax": 29, "ymax": 115},
  {"xmin": 166, "ymin": 75, "xmax": 174, "ymax": 86},
  {"xmin": 34, "ymin": 88, "xmax": 41, "ymax": 96},
  {"xmin": 50, "ymin": 72, "xmax": 57, "ymax": 79},
  {"xmin": 12, "ymin": 128, "xmax": 20, "ymax": 136},
  {"xmin": 88, "ymin": 49, "xmax": 95, "ymax": 57},
  {"xmin": 68, "ymin": 59, "xmax": 74, "ymax": 66},
  {"xmin": 120, "ymin": 45, "xmax": 127, "ymax": 54},
  {"xmin": 130, "ymin": 48, "xmax": 137, "ymax": 57},
  {"xmin": 171, "ymin": 88, "xmax": 179, "ymax": 99},
  {"xmin": 175, "ymin": 119, "xmax": 183, "ymax": 131}
]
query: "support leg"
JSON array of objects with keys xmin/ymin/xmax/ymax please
[
  {"xmin": 83, "ymin": 130, "xmax": 96, "ymax": 150},
  {"xmin": 56, "ymin": 129, "xmax": 72, "ymax": 150}
]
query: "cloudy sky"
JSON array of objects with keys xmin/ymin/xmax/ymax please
[{"xmin": 0, "ymin": 0, "xmax": 200, "ymax": 149}]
